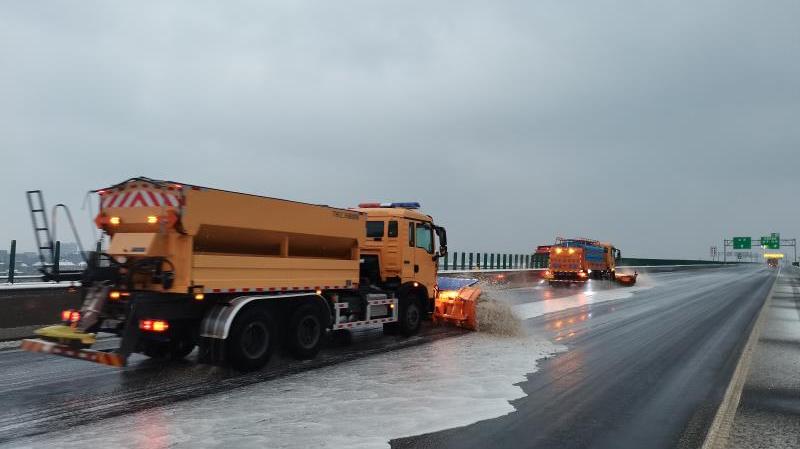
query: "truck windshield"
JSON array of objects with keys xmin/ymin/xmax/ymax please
[
  {"xmin": 415, "ymin": 223, "xmax": 433, "ymax": 253},
  {"xmin": 366, "ymin": 221, "xmax": 384, "ymax": 238}
]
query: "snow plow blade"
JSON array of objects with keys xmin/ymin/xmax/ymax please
[
  {"xmin": 614, "ymin": 272, "xmax": 638, "ymax": 286},
  {"xmin": 433, "ymin": 277, "xmax": 481, "ymax": 331},
  {"xmin": 21, "ymin": 338, "xmax": 127, "ymax": 367}
]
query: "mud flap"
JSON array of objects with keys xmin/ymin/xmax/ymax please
[{"xmin": 197, "ymin": 336, "xmax": 227, "ymax": 365}]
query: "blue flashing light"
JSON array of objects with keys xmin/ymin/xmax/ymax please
[{"xmin": 390, "ymin": 202, "xmax": 421, "ymax": 209}]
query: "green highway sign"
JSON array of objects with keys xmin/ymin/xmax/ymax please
[
  {"xmin": 760, "ymin": 234, "xmax": 780, "ymax": 249},
  {"xmin": 732, "ymin": 237, "xmax": 752, "ymax": 250}
]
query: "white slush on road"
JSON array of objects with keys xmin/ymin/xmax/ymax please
[
  {"xmin": 10, "ymin": 335, "xmax": 561, "ymax": 449},
  {"xmin": 9, "ymin": 280, "xmax": 651, "ymax": 449},
  {"xmin": 512, "ymin": 275, "xmax": 655, "ymax": 320}
]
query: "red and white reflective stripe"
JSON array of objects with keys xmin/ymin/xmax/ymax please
[
  {"xmin": 367, "ymin": 299, "xmax": 395, "ymax": 306},
  {"xmin": 101, "ymin": 189, "xmax": 180, "ymax": 209},
  {"xmin": 333, "ymin": 317, "xmax": 395, "ymax": 329},
  {"xmin": 207, "ymin": 285, "xmax": 355, "ymax": 294},
  {"xmin": 20, "ymin": 339, "xmax": 125, "ymax": 367}
]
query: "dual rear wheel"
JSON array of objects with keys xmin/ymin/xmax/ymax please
[
  {"xmin": 212, "ymin": 293, "xmax": 424, "ymax": 371},
  {"xmin": 226, "ymin": 303, "xmax": 324, "ymax": 371}
]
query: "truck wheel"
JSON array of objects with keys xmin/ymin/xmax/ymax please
[
  {"xmin": 398, "ymin": 294, "xmax": 423, "ymax": 336},
  {"xmin": 227, "ymin": 308, "xmax": 275, "ymax": 371},
  {"xmin": 286, "ymin": 303, "xmax": 323, "ymax": 360}
]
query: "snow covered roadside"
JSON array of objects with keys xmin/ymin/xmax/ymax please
[{"xmin": 0, "ymin": 282, "xmax": 78, "ymax": 290}]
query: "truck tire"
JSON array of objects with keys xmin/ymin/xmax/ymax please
[
  {"xmin": 286, "ymin": 303, "xmax": 324, "ymax": 360},
  {"xmin": 397, "ymin": 293, "xmax": 423, "ymax": 336},
  {"xmin": 227, "ymin": 308, "xmax": 275, "ymax": 371}
]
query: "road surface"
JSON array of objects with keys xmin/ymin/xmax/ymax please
[
  {"xmin": 0, "ymin": 265, "xmax": 775, "ymax": 449},
  {"xmin": 395, "ymin": 265, "xmax": 775, "ymax": 449}
]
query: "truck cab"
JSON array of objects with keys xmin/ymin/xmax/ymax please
[{"xmin": 352, "ymin": 202, "xmax": 447, "ymax": 312}]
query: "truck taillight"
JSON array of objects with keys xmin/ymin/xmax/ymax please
[
  {"xmin": 139, "ymin": 320, "xmax": 169, "ymax": 332},
  {"xmin": 568, "ymin": 248, "xmax": 576, "ymax": 255},
  {"xmin": 108, "ymin": 291, "xmax": 130, "ymax": 300},
  {"xmin": 62, "ymin": 310, "xmax": 80, "ymax": 323},
  {"xmin": 109, "ymin": 216, "xmax": 121, "ymax": 225},
  {"xmin": 147, "ymin": 215, "xmax": 159, "ymax": 224}
]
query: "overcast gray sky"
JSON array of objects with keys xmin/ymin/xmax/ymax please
[{"xmin": 2, "ymin": 1, "xmax": 799, "ymax": 258}]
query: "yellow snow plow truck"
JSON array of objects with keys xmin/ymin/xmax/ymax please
[{"xmin": 22, "ymin": 178, "xmax": 452, "ymax": 370}]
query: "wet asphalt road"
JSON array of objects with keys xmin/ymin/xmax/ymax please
[
  {"xmin": 0, "ymin": 325, "xmax": 471, "ymax": 444},
  {"xmin": 393, "ymin": 265, "xmax": 776, "ymax": 449},
  {"xmin": 0, "ymin": 265, "xmax": 775, "ymax": 448}
]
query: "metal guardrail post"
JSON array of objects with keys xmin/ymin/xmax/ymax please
[
  {"xmin": 483, "ymin": 253, "xmax": 487, "ymax": 269},
  {"xmin": 442, "ymin": 252, "xmax": 448, "ymax": 270},
  {"xmin": 460, "ymin": 252, "xmax": 466, "ymax": 270},
  {"xmin": 469, "ymin": 252, "xmax": 474, "ymax": 269},
  {"xmin": 8, "ymin": 240, "xmax": 16, "ymax": 284},
  {"xmin": 451, "ymin": 252, "xmax": 457, "ymax": 271},
  {"xmin": 54, "ymin": 241, "xmax": 60, "ymax": 281},
  {"xmin": 490, "ymin": 253, "xmax": 494, "ymax": 269},
  {"xmin": 502, "ymin": 254, "xmax": 506, "ymax": 269}
]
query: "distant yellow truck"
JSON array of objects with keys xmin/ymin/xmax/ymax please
[{"xmin": 22, "ymin": 178, "xmax": 447, "ymax": 370}]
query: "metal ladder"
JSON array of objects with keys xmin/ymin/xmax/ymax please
[{"xmin": 26, "ymin": 190, "xmax": 55, "ymax": 276}]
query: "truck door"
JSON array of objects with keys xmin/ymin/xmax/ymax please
[
  {"xmin": 412, "ymin": 221, "xmax": 436, "ymax": 297},
  {"xmin": 402, "ymin": 222, "xmax": 416, "ymax": 281}
]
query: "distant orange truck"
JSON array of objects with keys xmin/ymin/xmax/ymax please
[{"xmin": 544, "ymin": 238, "xmax": 621, "ymax": 284}]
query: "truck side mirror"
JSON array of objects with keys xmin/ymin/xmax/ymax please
[{"xmin": 434, "ymin": 226, "xmax": 447, "ymax": 260}]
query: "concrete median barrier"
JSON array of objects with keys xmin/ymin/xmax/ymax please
[{"xmin": 0, "ymin": 285, "xmax": 82, "ymax": 341}]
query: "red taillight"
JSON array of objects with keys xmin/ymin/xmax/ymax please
[
  {"xmin": 62, "ymin": 310, "xmax": 80, "ymax": 323},
  {"xmin": 139, "ymin": 319, "xmax": 169, "ymax": 332}
]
